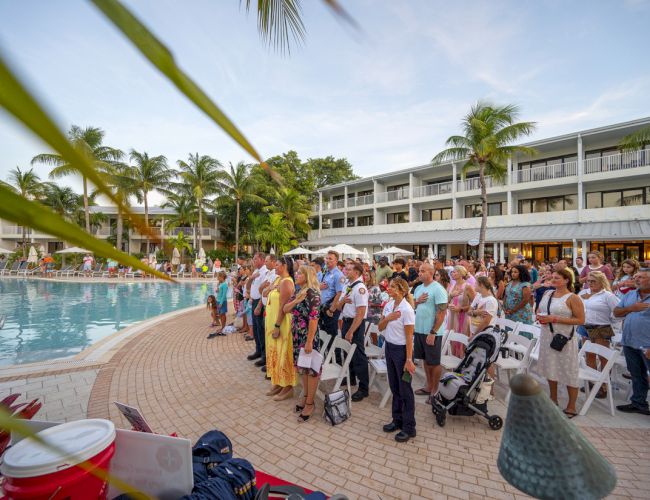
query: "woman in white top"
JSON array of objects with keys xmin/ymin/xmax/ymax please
[
  {"xmin": 467, "ymin": 276, "xmax": 499, "ymax": 337},
  {"xmin": 578, "ymin": 271, "xmax": 620, "ymax": 399},
  {"xmin": 378, "ymin": 277, "xmax": 417, "ymax": 443},
  {"xmin": 536, "ymin": 268, "xmax": 585, "ymax": 418}
]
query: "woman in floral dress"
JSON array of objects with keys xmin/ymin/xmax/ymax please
[
  {"xmin": 284, "ymin": 265, "xmax": 321, "ymax": 422},
  {"xmin": 504, "ymin": 265, "xmax": 533, "ymax": 324}
]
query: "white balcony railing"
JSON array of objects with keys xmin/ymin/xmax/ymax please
[
  {"xmin": 413, "ymin": 181, "xmax": 452, "ymax": 198},
  {"xmin": 514, "ymin": 161, "xmax": 578, "ymax": 184},
  {"xmin": 584, "ymin": 149, "xmax": 650, "ymax": 175},
  {"xmin": 330, "ymin": 199, "xmax": 345, "ymax": 210},
  {"xmin": 375, "ymin": 188, "xmax": 410, "ymax": 204},
  {"xmin": 456, "ymin": 176, "xmax": 504, "ymax": 192},
  {"xmin": 348, "ymin": 194, "xmax": 374, "ymax": 207}
]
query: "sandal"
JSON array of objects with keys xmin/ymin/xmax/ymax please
[
  {"xmin": 298, "ymin": 403, "xmax": 314, "ymax": 422},
  {"xmin": 414, "ymin": 388, "xmax": 430, "ymax": 396},
  {"xmin": 563, "ymin": 410, "xmax": 578, "ymax": 419},
  {"xmin": 295, "ymin": 397, "xmax": 307, "ymax": 413}
]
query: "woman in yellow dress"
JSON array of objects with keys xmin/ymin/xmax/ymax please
[{"xmin": 265, "ymin": 256, "xmax": 296, "ymax": 400}]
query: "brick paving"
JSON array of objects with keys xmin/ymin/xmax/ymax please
[{"xmin": 75, "ymin": 310, "xmax": 650, "ymax": 499}]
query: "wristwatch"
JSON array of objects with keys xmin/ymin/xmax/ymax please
[{"xmin": 274, "ymin": 323, "xmax": 280, "ymax": 328}]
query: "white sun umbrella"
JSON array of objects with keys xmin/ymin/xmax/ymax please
[
  {"xmin": 55, "ymin": 247, "xmax": 92, "ymax": 254},
  {"xmin": 269, "ymin": 247, "xmax": 275, "ymax": 255},
  {"xmin": 331, "ymin": 244, "xmax": 364, "ymax": 258},
  {"xmin": 27, "ymin": 246, "xmax": 38, "ymax": 263},
  {"xmin": 428, "ymin": 244, "xmax": 435, "ymax": 262},
  {"xmin": 374, "ymin": 246, "xmax": 414, "ymax": 257},
  {"xmin": 0, "ymin": 246, "xmax": 16, "ymax": 254},
  {"xmin": 171, "ymin": 247, "xmax": 181, "ymax": 266},
  {"xmin": 284, "ymin": 246, "xmax": 313, "ymax": 256},
  {"xmin": 362, "ymin": 248, "xmax": 371, "ymax": 263},
  {"xmin": 312, "ymin": 246, "xmax": 335, "ymax": 255}
]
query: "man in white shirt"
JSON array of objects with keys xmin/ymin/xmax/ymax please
[
  {"xmin": 339, "ymin": 261, "xmax": 370, "ymax": 402},
  {"xmin": 247, "ymin": 252, "xmax": 268, "ymax": 367}
]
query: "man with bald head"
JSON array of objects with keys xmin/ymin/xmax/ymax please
[{"xmin": 413, "ymin": 263, "xmax": 448, "ymax": 400}]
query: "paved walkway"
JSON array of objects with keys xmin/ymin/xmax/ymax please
[{"xmin": 1, "ymin": 309, "xmax": 648, "ymax": 499}]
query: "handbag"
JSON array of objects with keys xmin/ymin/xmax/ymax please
[
  {"xmin": 323, "ymin": 389, "xmax": 350, "ymax": 426},
  {"xmin": 545, "ymin": 291, "xmax": 574, "ymax": 352}
]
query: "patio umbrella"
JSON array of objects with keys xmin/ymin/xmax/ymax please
[
  {"xmin": 428, "ymin": 244, "xmax": 435, "ymax": 261},
  {"xmin": 171, "ymin": 247, "xmax": 181, "ymax": 266},
  {"xmin": 284, "ymin": 246, "xmax": 313, "ymax": 256},
  {"xmin": 27, "ymin": 246, "xmax": 38, "ymax": 263},
  {"xmin": 0, "ymin": 246, "xmax": 16, "ymax": 254},
  {"xmin": 198, "ymin": 247, "xmax": 206, "ymax": 259},
  {"xmin": 312, "ymin": 246, "xmax": 335, "ymax": 255},
  {"xmin": 362, "ymin": 248, "xmax": 371, "ymax": 263},
  {"xmin": 374, "ymin": 246, "xmax": 414, "ymax": 257},
  {"xmin": 331, "ymin": 244, "xmax": 364, "ymax": 257},
  {"xmin": 55, "ymin": 247, "xmax": 92, "ymax": 254},
  {"xmin": 270, "ymin": 247, "xmax": 275, "ymax": 255}
]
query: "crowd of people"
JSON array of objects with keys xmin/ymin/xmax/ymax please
[{"xmin": 212, "ymin": 249, "xmax": 649, "ymax": 442}]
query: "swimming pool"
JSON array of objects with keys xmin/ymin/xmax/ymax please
[{"xmin": 0, "ymin": 279, "xmax": 214, "ymax": 366}]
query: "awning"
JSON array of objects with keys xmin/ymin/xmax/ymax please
[{"xmin": 306, "ymin": 220, "xmax": 650, "ymax": 246}]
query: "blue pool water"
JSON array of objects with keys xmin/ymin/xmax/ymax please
[{"xmin": 0, "ymin": 279, "xmax": 214, "ymax": 366}]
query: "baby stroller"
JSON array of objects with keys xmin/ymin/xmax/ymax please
[{"xmin": 431, "ymin": 327, "xmax": 507, "ymax": 430}]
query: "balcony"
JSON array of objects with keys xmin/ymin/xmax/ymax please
[
  {"xmin": 456, "ymin": 176, "xmax": 504, "ymax": 192},
  {"xmin": 584, "ymin": 149, "xmax": 650, "ymax": 175},
  {"xmin": 413, "ymin": 181, "xmax": 452, "ymax": 198},
  {"xmin": 330, "ymin": 199, "xmax": 346, "ymax": 210},
  {"xmin": 375, "ymin": 188, "xmax": 410, "ymax": 204},
  {"xmin": 514, "ymin": 161, "xmax": 578, "ymax": 184},
  {"xmin": 348, "ymin": 194, "xmax": 374, "ymax": 208}
]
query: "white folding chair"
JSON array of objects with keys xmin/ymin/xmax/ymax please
[
  {"xmin": 368, "ymin": 340, "xmax": 392, "ymax": 408},
  {"xmin": 316, "ymin": 337, "xmax": 357, "ymax": 409},
  {"xmin": 364, "ymin": 323, "xmax": 383, "ymax": 359},
  {"xmin": 578, "ymin": 341, "xmax": 619, "ymax": 416},
  {"xmin": 496, "ymin": 332, "xmax": 537, "ymax": 381},
  {"xmin": 494, "ymin": 317, "xmax": 519, "ymax": 336},
  {"xmin": 440, "ymin": 331, "xmax": 469, "ymax": 371},
  {"xmin": 514, "ymin": 323, "xmax": 541, "ymax": 363},
  {"xmin": 318, "ymin": 329, "xmax": 332, "ymax": 360}
]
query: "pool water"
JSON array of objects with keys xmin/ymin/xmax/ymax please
[{"xmin": 0, "ymin": 279, "xmax": 214, "ymax": 366}]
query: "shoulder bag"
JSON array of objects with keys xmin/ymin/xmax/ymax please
[{"xmin": 323, "ymin": 389, "xmax": 350, "ymax": 426}]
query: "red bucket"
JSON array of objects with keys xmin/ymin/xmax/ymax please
[{"xmin": 1, "ymin": 419, "xmax": 116, "ymax": 500}]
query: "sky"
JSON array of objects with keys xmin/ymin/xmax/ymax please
[{"xmin": 1, "ymin": 0, "xmax": 649, "ymax": 204}]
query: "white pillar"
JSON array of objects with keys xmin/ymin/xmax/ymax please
[
  {"xmin": 343, "ymin": 186, "xmax": 348, "ymax": 227},
  {"xmin": 493, "ymin": 242, "xmax": 498, "ymax": 261},
  {"xmin": 507, "ymin": 158, "xmax": 513, "ymax": 215},
  {"xmin": 318, "ymin": 191, "xmax": 323, "ymax": 238},
  {"xmin": 409, "ymin": 173, "xmax": 417, "ymax": 223},
  {"xmin": 451, "ymin": 163, "xmax": 458, "ymax": 228},
  {"xmin": 577, "ymin": 135, "xmax": 584, "ymax": 222},
  {"xmin": 499, "ymin": 242, "xmax": 505, "ymax": 263},
  {"xmin": 581, "ymin": 240, "xmax": 588, "ymax": 260},
  {"xmin": 572, "ymin": 239, "xmax": 578, "ymax": 267},
  {"xmin": 434, "ymin": 243, "xmax": 439, "ymax": 259}
]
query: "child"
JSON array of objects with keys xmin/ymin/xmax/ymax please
[
  {"xmin": 207, "ymin": 295, "xmax": 218, "ymax": 327},
  {"xmin": 216, "ymin": 271, "xmax": 229, "ymax": 331}
]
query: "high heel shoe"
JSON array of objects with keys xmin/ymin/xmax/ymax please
[
  {"xmin": 297, "ymin": 403, "xmax": 314, "ymax": 422},
  {"xmin": 295, "ymin": 397, "xmax": 307, "ymax": 413}
]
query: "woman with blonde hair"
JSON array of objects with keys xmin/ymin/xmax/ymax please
[
  {"xmin": 283, "ymin": 265, "xmax": 321, "ymax": 421},
  {"xmin": 378, "ymin": 277, "xmax": 417, "ymax": 443},
  {"xmin": 447, "ymin": 265, "xmax": 475, "ymax": 356}
]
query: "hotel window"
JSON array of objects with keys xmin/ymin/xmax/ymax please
[
  {"xmin": 358, "ymin": 189, "xmax": 373, "ymax": 196},
  {"xmin": 347, "ymin": 217, "xmax": 356, "ymax": 227},
  {"xmin": 332, "ymin": 218, "xmax": 344, "ymax": 228},
  {"xmin": 518, "ymin": 194, "xmax": 577, "ymax": 214},
  {"xmin": 387, "ymin": 212, "xmax": 409, "ymax": 224},
  {"xmin": 422, "ymin": 207, "xmax": 452, "ymax": 221},
  {"xmin": 387, "ymin": 183, "xmax": 409, "ymax": 192},
  {"xmin": 332, "ymin": 195, "xmax": 344, "ymax": 200},
  {"xmin": 464, "ymin": 202, "xmax": 505, "ymax": 218},
  {"xmin": 357, "ymin": 215, "xmax": 374, "ymax": 226},
  {"xmin": 585, "ymin": 187, "xmax": 650, "ymax": 208}
]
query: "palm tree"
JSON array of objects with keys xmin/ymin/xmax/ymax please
[
  {"xmin": 31, "ymin": 125, "xmax": 124, "ymax": 233},
  {"xmin": 246, "ymin": 212, "xmax": 267, "ymax": 252},
  {"xmin": 257, "ymin": 212, "xmax": 296, "ymax": 254},
  {"xmin": 4, "ymin": 167, "xmax": 44, "ymax": 256},
  {"xmin": 128, "ymin": 150, "xmax": 172, "ymax": 226},
  {"xmin": 432, "ymin": 102, "xmax": 536, "ymax": 261},
  {"xmin": 215, "ymin": 162, "xmax": 266, "ymax": 261},
  {"xmin": 101, "ymin": 164, "xmax": 139, "ymax": 252},
  {"xmin": 41, "ymin": 183, "xmax": 80, "ymax": 219},
  {"xmin": 176, "ymin": 153, "xmax": 221, "ymax": 252},
  {"xmin": 168, "ymin": 231, "xmax": 193, "ymax": 264},
  {"xmin": 619, "ymin": 126, "xmax": 650, "ymax": 151},
  {"xmin": 267, "ymin": 186, "xmax": 310, "ymax": 237}
]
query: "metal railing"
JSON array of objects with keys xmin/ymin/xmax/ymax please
[
  {"xmin": 584, "ymin": 149, "xmax": 650, "ymax": 175},
  {"xmin": 514, "ymin": 161, "xmax": 578, "ymax": 184},
  {"xmin": 347, "ymin": 194, "xmax": 374, "ymax": 207},
  {"xmin": 456, "ymin": 176, "xmax": 504, "ymax": 192},
  {"xmin": 412, "ymin": 181, "xmax": 452, "ymax": 198},
  {"xmin": 375, "ymin": 188, "xmax": 410, "ymax": 203},
  {"xmin": 330, "ymin": 198, "xmax": 345, "ymax": 209}
]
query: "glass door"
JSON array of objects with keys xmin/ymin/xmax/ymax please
[
  {"xmin": 624, "ymin": 244, "xmax": 642, "ymax": 261},
  {"xmin": 533, "ymin": 246, "xmax": 546, "ymax": 263}
]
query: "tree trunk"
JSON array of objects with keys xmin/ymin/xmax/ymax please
[
  {"xmin": 235, "ymin": 199, "xmax": 240, "ymax": 261},
  {"xmin": 197, "ymin": 202, "xmax": 202, "ymax": 255},
  {"xmin": 22, "ymin": 226, "xmax": 27, "ymax": 258},
  {"xmin": 83, "ymin": 176, "xmax": 90, "ymax": 233},
  {"xmin": 116, "ymin": 212, "xmax": 123, "ymax": 252},
  {"xmin": 478, "ymin": 161, "xmax": 487, "ymax": 262}
]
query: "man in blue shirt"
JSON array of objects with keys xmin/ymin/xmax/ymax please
[
  {"xmin": 614, "ymin": 267, "xmax": 650, "ymax": 415},
  {"xmin": 319, "ymin": 250, "xmax": 345, "ymax": 350},
  {"xmin": 413, "ymin": 263, "xmax": 448, "ymax": 400}
]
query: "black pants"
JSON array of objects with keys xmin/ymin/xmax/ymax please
[
  {"xmin": 341, "ymin": 318, "xmax": 369, "ymax": 394},
  {"xmin": 385, "ymin": 341, "xmax": 416, "ymax": 434},
  {"xmin": 252, "ymin": 298, "xmax": 265, "ymax": 360},
  {"xmin": 319, "ymin": 307, "xmax": 340, "ymax": 353}
]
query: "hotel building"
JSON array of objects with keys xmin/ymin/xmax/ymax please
[{"xmin": 307, "ymin": 117, "xmax": 650, "ymax": 265}]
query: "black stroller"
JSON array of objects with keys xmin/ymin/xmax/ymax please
[{"xmin": 431, "ymin": 327, "xmax": 507, "ymax": 430}]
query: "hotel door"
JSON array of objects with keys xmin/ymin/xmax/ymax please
[
  {"xmin": 624, "ymin": 244, "xmax": 642, "ymax": 262},
  {"xmin": 533, "ymin": 246, "xmax": 545, "ymax": 263}
]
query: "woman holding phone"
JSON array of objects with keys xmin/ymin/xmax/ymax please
[{"xmin": 378, "ymin": 277, "xmax": 417, "ymax": 443}]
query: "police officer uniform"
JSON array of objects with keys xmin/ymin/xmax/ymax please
[
  {"xmin": 319, "ymin": 266, "xmax": 345, "ymax": 346},
  {"xmin": 340, "ymin": 278, "xmax": 370, "ymax": 399}
]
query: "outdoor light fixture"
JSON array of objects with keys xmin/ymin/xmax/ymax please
[{"xmin": 497, "ymin": 374, "xmax": 617, "ymax": 500}]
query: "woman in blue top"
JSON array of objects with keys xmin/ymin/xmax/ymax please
[{"xmin": 504, "ymin": 265, "xmax": 533, "ymax": 324}]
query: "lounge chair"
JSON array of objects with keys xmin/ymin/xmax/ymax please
[
  {"xmin": 91, "ymin": 264, "xmax": 104, "ymax": 277},
  {"xmin": 0, "ymin": 262, "xmax": 7, "ymax": 274},
  {"xmin": 63, "ymin": 265, "xmax": 81, "ymax": 278},
  {"xmin": 171, "ymin": 264, "xmax": 186, "ymax": 278},
  {"xmin": 54, "ymin": 265, "xmax": 72, "ymax": 277},
  {"xmin": 10, "ymin": 262, "xmax": 28, "ymax": 275},
  {"xmin": 0, "ymin": 261, "xmax": 15, "ymax": 276}
]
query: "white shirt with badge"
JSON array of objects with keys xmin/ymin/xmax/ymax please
[
  {"xmin": 382, "ymin": 299, "xmax": 416, "ymax": 345},
  {"xmin": 261, "ymin": 269, "xmax": 277, "ymax": 306},
  {"xmin": 341, "ymin": 279, "xmax": 368, "ymax": 319},
  {"xmin": 249, "ymin": 265, "xmax": 268, "ymax": 300}
]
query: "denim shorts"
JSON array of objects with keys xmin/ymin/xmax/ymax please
[{"xmin": 218, "ymin": 302, "xmax": 227, "ymax": 315}]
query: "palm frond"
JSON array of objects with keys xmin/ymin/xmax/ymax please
[
  {"xmin": 244, "ymin": 0, "xmax": 305, "ymax": 55},
  {"xmin": 619, "ymin": 126, "xmax": 650, "ymax": 152},
  {"xmin": 431, "ymin": 147, "xmax": 471, "ymax": 165}
]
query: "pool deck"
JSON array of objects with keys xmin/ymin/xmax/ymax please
[{"xmin": 1, "ymin": 308, "xmax": 648, "ymax": 499}]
